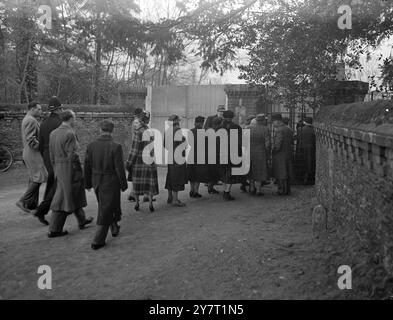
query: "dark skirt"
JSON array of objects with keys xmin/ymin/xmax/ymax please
[
  {"xmin": 165, "ymin": 164, "xmax": 187, "ymax": 192},
  {"xmin": 187, "ymin": 164, "xmax": 209, "ymax": 183},
  {"xmin": 207, "ymin": 164, "xmax": 221, "ymax": 183},
  {"xmin": 220, "ymin": 165, "xmax": 245, "ymax": 185}
]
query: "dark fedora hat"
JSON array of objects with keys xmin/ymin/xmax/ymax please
[{"xmin": 48, "ymin": 96, "xmax": 62, "ymax": 112}]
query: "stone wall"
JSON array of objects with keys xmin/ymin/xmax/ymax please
[
  {"xmin": 314, "ymin": 100, "xmax": 393, "ymax": 276},
  {"xmin": 0, "ymin": 109, "xmax": 134, "ymax": 162}
]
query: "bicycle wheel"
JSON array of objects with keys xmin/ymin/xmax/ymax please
[{"xmin": 0, "ymin": 145, "xmax": 13, "ymax": 172}]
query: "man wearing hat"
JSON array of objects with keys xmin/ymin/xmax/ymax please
[
  {"xmin": 298, "ymin": 117, "xmax": 316, "ymax": 185},
  {"xmin": 187, "ymin": 116, "xmax": 209, "ymax": 198},
  {"xmin": 272, "ymin": 113, "xmax": 293, "ymax": 195},
  {"xmin": 204, "ymin": 105, "xmax": 225, "ymax": 130},
  {"xmin": 219, "ymin": 110, "xmax": 244, "ymax": 201},
  {"xmin": 30, "ymin": 97, "xmax": 64, "ymax": 225},
  {"xmin": 204, "ymin": 105, "xmax": 225, "ymax": 194},
  {"xmin": 85, "ymin": 120, "xmax": 128, "ymax": 250}
]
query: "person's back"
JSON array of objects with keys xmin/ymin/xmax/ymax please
[
  {"xmin": 275, "ymin": 125, "xmax": 293, "ymax": 159},
  {"xmin": 299, "ymin": 125, "xmax": 315, "ymax": 149},
  {"xmin": 250, "ymin": 125, "xmax": 268, "ymax": 152},
  {"xmin": 86, "ymin": 137, "xmax": 122, "ymax": 188},
  {"xmin": 49, "ymin": 124, "xmax": 75, "ymax": 162}
]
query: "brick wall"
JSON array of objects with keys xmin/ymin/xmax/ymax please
[
  {"xmin": 314, "ymin": 100, "xmax": 393, "ymax": 277},
  {"xmin": 0, "ymin": 109, "xmax": 134, "ymax": 162}
]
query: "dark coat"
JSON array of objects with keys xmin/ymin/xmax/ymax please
[
  {"xmin": 219, "ymin": 120, "xmax": 244, "ymax": 184},
  {"xmin": 298, "ymin": 125, "xmax": 316, "ymax": 175},
  {"xmin": 187, "ymin": 127, "xmax": 209, "ymax": 183},
  {"xmin": 272, "ymin": 124, "xmax": 294, "ymax": 180},
  {"xmin": 249, "ymin": 124, "xmax": 270, "ymax": 182},
  {"xmin": 39, "ymin": 113, "xmax": 62, "ymax": 174},
  {"xmin": 84, "ymin": 135, "xmax": 128, "ymax": 226},
  {"xmin": 50, "ymin": 123, "xmax": 87, "ymax": 213},
  {"xmin": 127, "ymin": 122, "xmax": 159, "ymax": 196},
  {"xmin": 164, "ymin": 127, "xmax": 188, "ymax": 191},
  {"xmin": 204, "ymin": 115, "xmax": 222, "ymax": 129}
]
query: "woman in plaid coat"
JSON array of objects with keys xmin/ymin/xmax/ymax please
[{"xmin": 127, "ymin": 111, "xmax": 159, "ymax": 212}]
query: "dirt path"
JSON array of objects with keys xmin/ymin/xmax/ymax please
[{"xmin": 0, "ymin": 167, "xmax": 351, "ymax": 300}]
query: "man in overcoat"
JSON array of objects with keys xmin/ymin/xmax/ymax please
[
  {"xmin": 48, "ymin": 110, "xmax": 93, "ymax": 238},
  {"xmin": 204, "ymin": 105, "xmax": 225, "ymax": 194},
  {"xmin": 30, "ymin": 97, "xmax": 63, "ymax": 225},
  {"xmin": 272, "ymin": 113, "xmax": 294, "ymax": 196},
  {"xmin": 84, "ymin": 120, "xmax": 128, "ymax": 250},
  {"xmin": 298, "ymin": 117, "xmax": 316, "ymax": 185},
  {"xmin": 16, "ymin": 102, "xmax": 48, "ymax": 214}
]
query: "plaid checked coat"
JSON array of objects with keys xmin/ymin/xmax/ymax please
[{"xmin": 127, "ymin": 122, "xmax": 159, "ymax": 197}]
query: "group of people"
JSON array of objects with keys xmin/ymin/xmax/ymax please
[{"xmin": 16, "ymin": 99, "xmax": 315, "ymax": 250}]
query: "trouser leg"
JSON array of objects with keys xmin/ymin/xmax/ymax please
[
  {"xmin": 49, "ymin": 211, "xmax": 68, "ymax": 233},
  {"xmin": 35, "ymin": 173, "xmax": 56, "ymax": 216},
  {"xmin": 277, "ymin": 180, "xmax": 284, "ymax": 194},
  {"xmin": 74, "ymin": 208, "xmax": 87, "ymax": 226},
  {"xmin": 93, "ymin": 225, "xmax": 110, "ymax": 245},
  {"xmin": 21, "ymin": 181, "xmax": 41, "ymax": 209},
  {"xmin": 110, "ymin": 222, "xmax": 120, "ymax": 235}
]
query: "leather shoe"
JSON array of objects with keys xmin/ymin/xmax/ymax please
[
  {"xmin": 79, "ymin": 217, "xmax": 94, "ymax": 230},
  {"xmin": 91, "ymin": 243, "xmax": 106, "ymax": 250},
  {"xmin": 48, "ymin": 231, "xmax": 68, "ymax": 238}
]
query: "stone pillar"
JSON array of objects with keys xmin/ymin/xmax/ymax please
[
  {"xmin": 224, "ymin": 85, "xmax": 265, "ymax": 125},
  {"xmin": 119, "ymin": 87, "xmax": 147, "ymax": 113}
]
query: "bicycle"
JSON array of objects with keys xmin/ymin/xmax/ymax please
[{"xmin": 0, "ymin": 144, "xmax": 14, "ymax": 172}]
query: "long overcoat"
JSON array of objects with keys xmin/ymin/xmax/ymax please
[
  {"xmin": 21, "ymin": 114, "xmax": 48, "ymax": 183},
  {"xmin": 127, "ymin": 122, "xmax": 159, "ymax": 196},
  {"xmin": 272, "ymin": 124, "xmax": 294, "ymax": 180},
  {"xmin": 49, "ymin": 123, "xmax": 87, "ymax": 213},
  {"xmin": 164, "ymin": 127, "xmax": 188, "ymax": 191},
  {"xmin": 39, "ymin": 112, "xmax": 62, "ymax": 174},
  {"xmin": 249, "ymin": 124, "xmax": 270, "ymax": 182},
  {"xmin": 298, "ymin": 125, "xmax": 316, "ymax": 176},
  {"xmin": 84, "ymin": 135, "xmax": 128, "ymax": 226},
  {"xmin": 187, "ymin": 127, "xmax": 209, "ymax": 183}
]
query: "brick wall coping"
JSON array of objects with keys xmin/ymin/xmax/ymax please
[
  {"xmin": 0, "ymin": 111, "xmax": 133, "ymax": 120},
  {"xmin": 314, "ymin": 122, "xmax": 393, "ymax": 149}
]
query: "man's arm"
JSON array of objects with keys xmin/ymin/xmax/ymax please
[
  {"xmin": 84, "ymin": 145, "xmax": 93, "ymax": 190},
  {"xmin": 25, "ymin": 118, "xmax": 40, "ymax": 150},
  {"xmin": 114, "ymin": 144, "xmax": 128, "ymax": 192}
]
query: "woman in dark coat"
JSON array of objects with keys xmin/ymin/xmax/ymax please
[
  {"xmin": 165, "ymin": 115, "xmax": 187, "ymax": 207},
  {"xmin": 206, "ymin": 117, "xmax": 222, "ymax": 194},
  {"xmin": 128, "ymin": 111, "xmax": 159, "ymax": 212},
  {"xmin": 249, "ymin": 114, "xmax": 271, "ymax": 196},
  {"xmin": 187, "ymin": 116, "xmax": 209, "ymax": 198}
]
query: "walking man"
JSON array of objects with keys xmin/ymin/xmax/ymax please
[
  {"xmin": 84, "ymin": 120, "xmax": 128, "ymax": 250},
  {"xmin": 30, "ymin": 97, "xmax": 63, "ymax": 225},
  {"xmin": 48, "ymin": 110, "xmax": 93, "ymax": 238},
  {"xmin": 16, "ymin": 102, "xmax": 48, "ymax": 215},
  {"xmin": 272, "ymin": 113, "xmax": 293, "ymax": 196}
]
